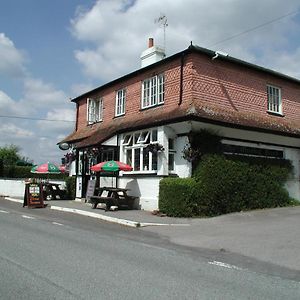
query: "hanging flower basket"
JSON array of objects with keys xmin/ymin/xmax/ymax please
[
  {"xmin": 65, "ymin": 150, "xmax": 76, "ymax": 164},
  {"xmin": 145, "ymin": 143, "xmax": 165, "ymax": 154}
]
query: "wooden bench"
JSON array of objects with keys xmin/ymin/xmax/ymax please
[
  {"xmin": 90, "ymin": 196, "xmax": 116, "ymax": 210},
  {"xmin": 90, "ymin": 187, "xmax": 136, "ymax": 211}
]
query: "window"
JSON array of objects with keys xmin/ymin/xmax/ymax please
[
  {"xmin": 222, "ymin": 143, "xmax": 284, "ymax": 159},
  {"xmin": 122, "ymin": 129, "xmax": 158, "ymax": 172},
  {"xmin": 115, "ymin": 89, "xmax": 126, "ymax": 116},
  {"xmin": 142, "ymin": 74, "xmax": 164, "ymax": 109},
  {"xmin": 267, "ymin": 85, "xmax": 282, "ymax": 114},
  {"xmin": 168, "ymin": 139, "xmax": 176, "ymax": 171},
  {"xmin": 87, "ymin": 97, "xmax": 103, "ymax": 124}
]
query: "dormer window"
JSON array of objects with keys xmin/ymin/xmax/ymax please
[
  {"xmin": 87, "ymin": 97, "xmax": 103, "ymax": 124},
  {"xmin": 141, "ymin": 74, "xmax": 164, "ymax": 109},
  {"xmin": 267, "ymin": 85, "xmax": 282, "ymax": 115}
]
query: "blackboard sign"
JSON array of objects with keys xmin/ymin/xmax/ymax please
[
  {"xmin": 86, "ymin": 180, "xmax": 96, "ymax": 203},
  {"xmin": 25, "ymin": 183, "xmax": 45, "ymax": 208}
]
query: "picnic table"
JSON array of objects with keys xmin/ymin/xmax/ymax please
[
  {"xmin": 90, "ymin": 187, "xmax": 136, "ymax": 211},
  {"xmin": 42, "ymin": 182, "xmax": 66, "ymax": 200}
]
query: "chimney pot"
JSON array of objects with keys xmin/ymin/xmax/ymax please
[{"xmin": 148, "ymin": 38, "xmax": 154, "ymax": 48}]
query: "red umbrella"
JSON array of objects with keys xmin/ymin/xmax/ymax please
[
  {"xmin": 59, "ymin": 165, "xmax": 68, "ymax": 173},
  {"xmin": 31, "ymin": 162, "xmax": 61, "ymax": 174},
  {"xmin": 90, "ymin": 160, "xmax": 133, "ymax": 172}
]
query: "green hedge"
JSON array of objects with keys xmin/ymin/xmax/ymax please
[
  {"xmin": 193, "ymin": 155, "xmax": 294, "ymax": 216},
  {"xmin": 65, "ymin": 176, "xmax": 76, "ymax": 199},
  {"xmin": 0, "ymin": 165, "xmax": 67, "ymax": 180},
  {"xmin": 159, "ymin": 154, "xmax": 295, "ymax": 218},
  {"xmin": 159, "ymin": 177, "xmax": 199, "ymax": 217}
]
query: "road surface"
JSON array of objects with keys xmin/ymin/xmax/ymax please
[{"xmin": 0, "ymin": 200, "xmax": 299, "ymax": 299}]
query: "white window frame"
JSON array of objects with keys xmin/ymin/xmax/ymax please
[
  {"xmin": 87, "ymin": 97, "xmax": 103, "ymax": 124},
  {"xmin": 267, "ymin": 85, "xmax": 282, "ymax": 115},
  {"xmin": 115, "ymin": 89, "xmax": 126, "ymax": 116},
  {"xmin": 141, "ymin": 74, "xmax": 164, "ymax": 109},
  {"xmin": 122, "ymin": 129, "xmax": 158, "ymax": 173},
  {"xmin": 168, "ymin": 138, "xmax": 176, "ymax": 172}
]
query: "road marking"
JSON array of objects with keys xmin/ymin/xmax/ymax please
[
  {"xmin": 52, "ymin": 222, "xmax": 64, "ymax": 226},
  {"xmin": 208, "ymin": 260, "xmax": 242, "ymax": 270},
  {"xmin": 0, "ymin": 210, "xmax": 9, "ymax": 213},
  {"xmin": 22, "ymin": 215, "xmax": 35, "ymax": 220}
]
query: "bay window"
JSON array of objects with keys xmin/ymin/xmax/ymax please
[{"xmin": 122, "ymin": 129, "xmax": 159, "ymax": 172}]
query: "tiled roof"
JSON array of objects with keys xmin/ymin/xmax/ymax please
[
  {"xmin": 63, "ymin": 102, "xmax": 300, "ymax": 149},
  {"xmin": 70, "ymin": 44, "xmax": 300, "ymax": 103}
]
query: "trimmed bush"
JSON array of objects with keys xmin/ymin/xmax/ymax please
[
  {"xmin": 159, "ymin": 177, "xmax": 199, "ymax": 217},
  {"xmin": 0, "ymin": 159, "xmax": 3, "ymax": 177},
  {"xmin": 1, "ymin": 165, "xmax": 67, "ymax": 180},
  {"xmin": 193, "ymin": 155, "xmax": 293, "ymax": 216},
  {"xmin": 65, "ymin": 176, "xmax": 76, "ymax": 199}
]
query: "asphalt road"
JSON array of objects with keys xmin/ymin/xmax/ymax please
[{"xmin": 0, "ymin": 200, "xmax": 300, "ymax": 300}]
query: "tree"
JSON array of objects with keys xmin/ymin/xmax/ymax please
[{"xmin": 0, "ymin": 144, "xmax": 22, "ymax": 165}]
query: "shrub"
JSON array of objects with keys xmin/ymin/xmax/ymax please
[
  {"xmin": 65, "ymin": 176, "xmax": 76, "ymax": 199},
  {"xmin": 159, "ymin": 177, "xmax": 199, "ymax": 217},
  {"xmin": 0, "ymin": 159, "xmax": 3, "ymax": 176},
  {"xmin": 193, "ymin": 155, "xmax": 294, "ymax": 216},
  {"xmin": 0, "ymin": 165, "xmax": 67, "ymax": 180}
]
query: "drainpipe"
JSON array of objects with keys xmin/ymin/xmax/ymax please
[
  {"xmin": 178, "ymin": 52, "xmax": 186, "ymax": 106},
  {"xmin": 75, "ymin": 102, "xmax": 79, "ymax": 131}
]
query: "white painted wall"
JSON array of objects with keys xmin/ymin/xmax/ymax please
[
  {"xmin": 175, "ymin": 135, "xmax": 192, "ymax": 178},
  {"xmin": 0, "ymin": 179, "xmax": 26, "ymax": 197},
  {"xmin": 118, "ymin": 176, "xmax": 162, "ymax": 211},
  {"xmin": 76, "ymin": 176, "xmax": 82, "ymax": 199},
  {"xmin": 284, "ymin": 148, "xmax": 300, "ymax": 200},
  {"xmin": 0, "ymin": 179, "xmax": 66, "ymax": 198}
]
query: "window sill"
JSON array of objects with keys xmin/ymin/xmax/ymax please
[
  {"xmin": 87, "ymin": 120, "xmax": 103, "ymax": 126},
  {"xmin": 267, "ymin": 110, "xmax": 284, "ymax": 117},
  {"xmin": 140, "ymin": 102, "xmax": 164, "ymax": 111},
  {"xmin": 121, "ymin": 171, "xmax": 158, "ymax": 177},
  {"xmin": 113, "ymin": 113, "xmax": 125, "ymax": 119}
]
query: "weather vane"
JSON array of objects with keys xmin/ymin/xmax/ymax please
[{"xmin": 155, "ymin": 13, "xmax": 168, "ymax": 55}]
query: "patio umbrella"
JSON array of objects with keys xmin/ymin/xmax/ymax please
[
  {"xmin": 31, "ymin": 162, "xmax": 61, "ymax": 174},
  {"xmin": 90, "ymin": 160, "xmax": 133, "ymax": 172},
  {"xmin": 59, "ymin": 165, "xmax": 68, "ymax": 173}
]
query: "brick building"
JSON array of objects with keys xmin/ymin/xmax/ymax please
[{"xmin": 60, "ymin": 39, "xmax": 300, "ymax": 210}]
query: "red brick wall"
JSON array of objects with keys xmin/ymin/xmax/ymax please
[
  {"xmin": 75, "ymin": 51, "xmax": 300, "ymax": 134},
  {"xmin": 75, "ymin": 57, "xmax": 190, "ymax": 132},
  {"xmin": 190, "ymin": 52, "xmax": 300, "ymax": 123}
]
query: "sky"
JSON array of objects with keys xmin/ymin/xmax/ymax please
[{"xmin": 1, "ymin": 0, "xmax": 300, "ymax": 165}]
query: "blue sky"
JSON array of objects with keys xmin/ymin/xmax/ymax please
[{"xmin": 0, "ymin": 0, "xmax": 300, "ymax": 164}]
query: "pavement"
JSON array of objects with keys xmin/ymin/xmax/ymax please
[
  {"xmin": 2, "ymin": 196, "xmax": 191, "ymax": 228},
  {"xmin": 2, "ymin": 195, "xmax": 300, "ymax": 273}
]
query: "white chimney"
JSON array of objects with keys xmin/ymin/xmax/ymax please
[{"xmin": 140, "ymin": 38, "xmax": 165, "ymax": 68}]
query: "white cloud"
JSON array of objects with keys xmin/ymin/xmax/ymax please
[
  {"xmin": 0, "ymin": 90, "xmax": 20, "ymax": 116},
  {"xmin": 22, "ymin": 77, "xmax": 68, "ymax": 110},
  {"xmin": 37, "ymin": 108, "xmax": 76, "ymax": 133},
  {"xmin": 71, "ymin": 83, "xmax": 95, "ymax": 97},
  {"xmin": 71, "ymin": 0, "xmax": 300, "ymax": 81},
  {"xmin": 0, "ymin": 33, "xmax": 26, "ymax": 77},
  {"xmin": 0, "ymin": 123, "xmax": 33, "ymax": 138}
]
